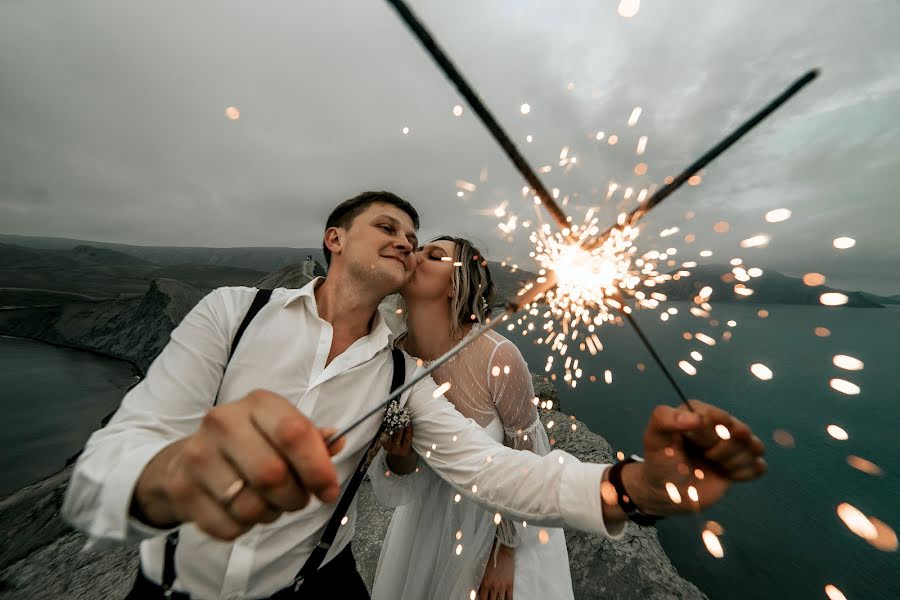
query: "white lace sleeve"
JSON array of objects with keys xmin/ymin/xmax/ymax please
[
  {"xmin": 367, "ymin": 448, "xmax": 424, "ymax": 508},
  {"xmin": 488, "ymin": 341, "xmax": 545, "ymax": 453},
  {"xmin": 487, "ymin": 341, "xmax": 551, "ymax": 549}
]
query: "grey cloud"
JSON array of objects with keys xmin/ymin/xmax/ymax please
[{"xmin": 1, "ymin": 0, "xmax": 898, "ymax": 292}]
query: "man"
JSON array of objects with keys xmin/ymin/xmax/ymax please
[{"xmin": 62, "ymin": 191, "xmax": 766, "ymax": 599}]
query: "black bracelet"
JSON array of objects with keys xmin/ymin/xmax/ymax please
[{"xmin": 608, "ymin": 457, "xmax": 663, "ymax": 527}]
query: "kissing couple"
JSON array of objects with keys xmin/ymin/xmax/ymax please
[{"xmin": 64, "ymin": 191, "xmax": 766, "ymax": 600}]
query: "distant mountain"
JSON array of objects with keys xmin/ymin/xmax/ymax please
[
  {"xmin": 859, "ymin": 292, "xmax": 900, "ymax": 305},
  {"xmin": 2, "ymin": 235, "xmax": 891, "ymax": 309},
  {"xmin": 658, "ymin": 264, "xmax": 884, "ymax": 308},
  {"xmin": 0, "ymin": 234, "xmax": 323, "ymax": 273},
  {"xmin": 0, "ymin": 234, "xmax": 533, "ymax": 303},
  {"xmin": 0, "ymin": 242, "xmax": 270, "ymax": 299}
]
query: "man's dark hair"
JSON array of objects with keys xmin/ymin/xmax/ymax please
[{"xmin": 322, "ymin": 191, "xmax": 419, "ymax": 266}]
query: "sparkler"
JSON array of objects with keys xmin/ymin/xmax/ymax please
[{"xmin": 328, "ymin": 1, "xmax": 819, "ymax": 444}]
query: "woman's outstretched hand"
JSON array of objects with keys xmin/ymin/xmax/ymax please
[
  {"xmin": 382, "ymin": 423, "xmax": 417, "ymax": 475},
  {"xmin": 604, "ymin": 399, "xmax": 767, "ymax": 519}
]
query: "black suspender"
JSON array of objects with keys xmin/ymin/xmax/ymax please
[
  {"xmin": 159, "ymin": 288, "xmax": 405, "ymax": 597},
  {"xmin": 289, "ymin": 347, "xmax": 404, "ymax": 593}
]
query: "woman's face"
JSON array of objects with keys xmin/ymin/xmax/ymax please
[{"xmin": 401, "ymin": 239, "xmax": 457, "ymax": 303}]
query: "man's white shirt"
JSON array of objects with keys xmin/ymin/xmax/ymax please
[{"xmin": 62, "ymin": 278, "xmax": 623, "ymax": 599}]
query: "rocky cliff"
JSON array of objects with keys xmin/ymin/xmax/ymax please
[{"xmin": 0, "ymin": 270, "xmax": 706, "ymax": 600}]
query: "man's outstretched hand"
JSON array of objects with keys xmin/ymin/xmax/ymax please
[
  {"xmin": 131, "ymin": 390, "xmax": 345, "ymax": 541},
  {"xmin": 604, "ymin": 400, "xmax": 767, "ymax": 519}
]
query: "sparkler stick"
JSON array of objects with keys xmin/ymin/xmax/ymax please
[
  {"xmin": 384, "ymin": 0, "xmax": 572, "ymax": 231},
  {"xmin": 355, "ymin": 0, "xmax": 819, "ymax": 442},
  {"xmin": 587, "ymin": 69, "xmax": 819, "ymax": 249}
]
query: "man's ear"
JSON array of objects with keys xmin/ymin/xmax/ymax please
[{"xmin": 323, "ymin": 226, "xmax": 344, "ymax": 259}]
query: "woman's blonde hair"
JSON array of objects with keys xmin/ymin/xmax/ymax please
[{"xmin": 431, "ymin": 236, "xmax": 496, "ymax": 340}]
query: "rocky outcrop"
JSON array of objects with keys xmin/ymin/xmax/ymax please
[
  {"xmin": 0, "ymin": 411, "xmax": 705, "ymax": 599},
  {"xmin": 0, "ymin": 278, "xmax": 205, "ymax": 373}
]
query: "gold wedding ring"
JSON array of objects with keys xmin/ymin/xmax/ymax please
[{"xmin": 220, "ymin": 478, "xmax": 245, "ymax": 505}]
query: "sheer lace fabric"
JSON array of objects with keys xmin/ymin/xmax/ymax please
[{"xmin": 369, "ymin": 323, "xmax": 574, "ymax": 600}]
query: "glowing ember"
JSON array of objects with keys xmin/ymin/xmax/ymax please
[
  {"xmin": 689, "ymin": 175, "xmax": 703, "ymax": 186},
  {"xmin": 634, "ymin": 163, "xmax": 648, "ymax": 175},
  {"xmin": 665, "ymin": 482, "xmax": 682, "ymax": 503},
  {"xmin": 224, "ymin": 106, "xmax": 241, "ymax": 120},
  {"xmin": 679, "ymin": 361, "xmax": 697, "ymax": 376},
  {"xmin": 830, "ymin": 379, "xmax": 860, "ymax": 395},
  {"xmin": 833, "ymin": 237, "xmax": 856, "ymax": 249},
  {"xmin": 758, "ymin": 309, "xmax": 769, "ymax": 318},
  {"xmin": 627, "ymin": 106, "xmax": 643, "ymax": 126},
  {"xmin": 867, "ymin": 517, "xmax": 898, "ymax": 551},
  {"xmin": 846, "ymin": 455, "xmax": 882, "ymax": 476},
  {"xmin": 833, "ymin": 354, "xmax": 864, "ymax": 370},
  {"xmin": 826, "ymin": 425, "xmax": 849, "ymax": 440},
  {"xmin": 695, "ymin": 333, "xmax": 716, "ymax": 346},
  {"xmin": 750, "ymin": 363, "xmax": 773, "ymax": 380},
  {"xmin": 824, "ymin": 584, "xmax": 848, "ymax": 600},
  {"xmin": 765, "ymin": 208, "xmax": 792, "ymax": 223},
  {"xmin": 520, "ymin": 103, "xmax": 531, "ymax": 115},
  {"xmin": 702, "ymin": 529, "xmax": 724, "ymax": 558},
  {"xmin": 617, "ymin": 0, "xmax": 640, "ymax": 18},
  {"xmin": 687, "ymin": 485, "xmax": 699, "ymax": 502},
  {"xmin": 636, "ymin": 136, "xmax": 648, "ymax": 155},
  {"xmin": 836, "ymin": 502, "xmax": 877, "ymax": 539},
  {"xmin": 715, "ymin": 424, "xmax": 731, "ymax": 440},
  {"xmin": 706, "ymin": 520, "xmax": 724, "ymax": 535},
  {"xmin": 740, "ymin": 235, "xmax": 770, "ymax": 248},
  {"xmin": 773, "ymin": 429, "xmax": 796, "ymax": 448},
  {"xmin": 803, "ymin": 272, "xmax": 826, "ymax": 286},
  {"xmin": 820, "ymin": 293, "xmax": 848, "ymax": 306},
  {"xmin": 713, "ymin": 221, "xmax": 729, "ymax": 233}
]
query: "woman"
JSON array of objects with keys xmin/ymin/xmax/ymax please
[{"xmin": 369, "ymin": 236, "xmax": 574, "ymax": 600}]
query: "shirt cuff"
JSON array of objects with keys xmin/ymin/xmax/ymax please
[
  {"xmin": 90, "ymin": 439, "xmax": 180, "ymax": 546},
  {"xmin": 560, "ymin": 461, "xmax": 625, "ymax": 539}
]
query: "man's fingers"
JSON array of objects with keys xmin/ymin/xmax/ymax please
[
  {"xmin": 188, "ymin": 486, "xmax": 253, "ymax": 542},
  {"xmin": 401, "ymin": 424, "xmax": 413, "ymax": 449},
  {"xmin": 319, "ymin": 428, "xmax": 346, "ymax": 456},
  {"xmin": 644, "ymin": 405, "xmax": 701, "ymax": 452},
  {"xmin": 728, "ymin": 458, "xmax": 767, "ymax": 481},
  {"xmin": 252, "ymin": 404, "xmax": 341, "ymax": 504}
]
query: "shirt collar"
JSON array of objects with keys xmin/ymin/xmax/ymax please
[{"xmin": 281, "ymin": 276, "xmax": 397, "ymax": 347}]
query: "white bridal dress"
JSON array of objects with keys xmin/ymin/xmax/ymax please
[{"xmin": 368, "ymin": 325, "xmax": 575, "ymax": 600}]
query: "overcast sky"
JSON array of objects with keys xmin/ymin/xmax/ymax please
[{"xmin": 1, "ymin": 0, "xmax": 899, "ymax": 293}]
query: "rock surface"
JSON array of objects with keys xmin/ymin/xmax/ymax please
[{"xmin": 0, "ymin": 269, "xmax": 706, "ymax": 599}]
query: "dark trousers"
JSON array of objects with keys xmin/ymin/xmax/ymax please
[{"xmin": 124, "ymin": 543, "xmax": 369, "ymax": 599}]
